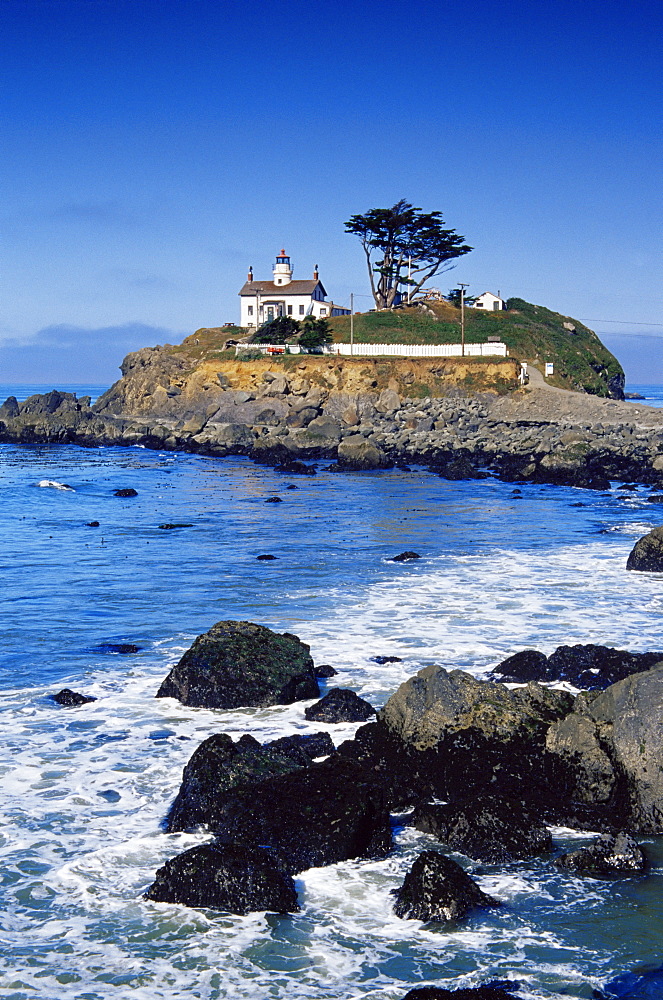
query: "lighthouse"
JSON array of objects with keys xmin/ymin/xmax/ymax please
[{"xmin": 273, "ymin": 250, "xmax": 293, "ymax": 286}]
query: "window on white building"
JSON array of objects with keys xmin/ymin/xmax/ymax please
[
  {"xmin": 248, "ymin": 305, "xmax": 253, "ymax": 316},
  {"xmin": 299, "ymin": 305, "xmax": 305, "ymax": 315},
  {"xmin": 320, "ymin": 308, "xmax": 327, "ymax": 315},
  {"xmin": 287, "ymin": 305, "xmax": 292, "ymax": 315}
]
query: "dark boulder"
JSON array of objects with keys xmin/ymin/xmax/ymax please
[
  {"xmin": 113, "ymin": 488, "xmax": 138, "ymax": 497},
  {"xmin": 492, "ymin": 644, "xmax": 663, "ymax": 690},
  {"xmin": 337, "ymin": 436, "xmax": 393, "ymax": 470},
  {"xmin": 209, "ymin": 756, "xmax": 392, "ymax": 874},
  {"xmin": 545, "ymin": 664, "xmax": 663, "ymax": 832},
  {"xmin": 337, "ymin": 719, "xmax": 434, "ymax": 810},
  {"xmin": 165, "ymin": 732, "xmax": 312, "ymax": 832},
  {"xmin": 411, "ymin": 794, "xmax": 552, "ymax": 863},
  {"xmin": 266, "ymin": 732, "xmax": 335, "ymax": 760},
  {"xmin": 51, "ymin": 688, "xmax": 97, "ymax": 706},
  {"xmin": 265, "ymin": 496, "xmax": 283, "ymax": 503},
  {"xmin": 314, "ymin": 663, "xmax": 337, "ymax": 678},
  {"xmin": 157, "ymin": 523, "xmax": 193, "ymax": 529},
  {"xmin": 257, "ymin": 553, "xmax": 277, "ymax": 560},
  {"xmin": 391, "ymin": 551, "xmax": 421, "ymax": 562},
  {"xmin": 86, "ymin": 520, "xmax": 100, "ymax": 527},
  {"xmin": 490, "ymin": 649, "xmax": 548, "ymax": 683},
  {"xmin": 144, "ymin": 842, "xmax": 299, "ymax": 914},
  {"xmin": 378, "ymin": 666, "xmax": 585, "ymax": 825},
  {"xmin": 392, "ymin": 851, "xmax": 500, "ymax": 922},
  {"xmin": 304, "ymin": 688, "xmax": 376, "ymax": 723},
  {"xmin": 156, "ymin": 620, "xmax": 319, "ymax": 709},
  {"xmin": 557, "ymin": 832, "xmax": 646, "ymax": 875},
  {"xmin": 381, "ymin": 665, "xmax": 572, "ymax": 750},
  {"xmin": 372, "ymin": 655, "xmax": 403, "ymax": 664},
  {"xmin": 627, "ymin": 527, "xmax": 663, "ymax": 572}
]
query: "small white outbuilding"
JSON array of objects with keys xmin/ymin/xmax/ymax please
[{"xmin": 473, "ymin": 291, "xmax": 505, "ymax": 311}]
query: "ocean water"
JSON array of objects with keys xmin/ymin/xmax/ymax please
[
  {"xmin": 625, "ymin": 385, "xmax": 663, "ymax": 408},
  {"xmin": 0, "ymin": 383, "xmax": 110, "ymax": 404},
  {"xmin": 0, "ymin": 394, "xmax": 663, "ymax": 999}
]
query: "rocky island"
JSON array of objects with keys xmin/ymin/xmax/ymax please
[{"xmin": 1, "ymin": 298, "xmax": 662, "ymax": 487}]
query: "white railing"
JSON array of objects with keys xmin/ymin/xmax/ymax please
[
  {"xmin": 328, "ymin": 342, "xmax": 508, "ymax": 358},
  {"xmin": 234, "ymin": 342, "xmax": 508, "ymax": 358}
]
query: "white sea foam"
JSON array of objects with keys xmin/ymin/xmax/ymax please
[{"xmin": 2, "ymin": 451, "xmax": 663, "ymax": 998}]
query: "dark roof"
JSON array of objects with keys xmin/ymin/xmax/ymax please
[{"xmin": 239, "ymin": 280, "xmax": 327, "ymax": 297}]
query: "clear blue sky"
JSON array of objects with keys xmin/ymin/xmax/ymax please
[{"xmin": 1, "ymin": 0, "xmax": 661, "ymax": 383}]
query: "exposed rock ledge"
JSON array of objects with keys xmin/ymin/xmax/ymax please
[{"xmin": 2, "ymin": 349, "xmax": 663, "ymax": 486}]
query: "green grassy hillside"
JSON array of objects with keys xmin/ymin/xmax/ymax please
[{"xmin": 328, "ymin": 297, "xmax": 624, "ymax": 398}]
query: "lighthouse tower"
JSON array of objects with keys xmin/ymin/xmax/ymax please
[{"xmin": 272, "ymin": 249, "xmax": 293, "ymax": 286}]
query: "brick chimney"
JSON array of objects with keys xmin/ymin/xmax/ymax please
[
  {"xmin": 313, "ymin": 264, "xmax": 319, "ymax": 280},
  {"xmin": 247, "ymin": 266, "xmax": 253, "ymax": 282}
]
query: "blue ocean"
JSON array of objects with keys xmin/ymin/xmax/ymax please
[{"xmin": 1, "ymin": 382, "xmax": 663, "ymax": 1000}]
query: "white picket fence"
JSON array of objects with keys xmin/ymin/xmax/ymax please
[
  {"xmin": 329, "ymin": 342, "xmax": 508, "ymax": 358},
  {"xmin": 235, "ymin": 341, "xmax": 507, "ymax": 358}
]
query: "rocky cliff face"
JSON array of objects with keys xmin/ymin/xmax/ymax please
[
  {"xmin": 93, "ymin": 349, "xmax": 520, "ymax": 420},
  {"xmin": 2, "ymin": 346, "xmax": 663, "ymax": 486}
]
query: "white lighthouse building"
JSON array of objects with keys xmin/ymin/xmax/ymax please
[{"xmin": 239, "ymin": 250, "xmax": 350, "ymax": 328}]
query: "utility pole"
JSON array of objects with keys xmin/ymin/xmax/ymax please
[
  {"xmin": 350, "ymin": 293, "xmax": 354, "ymax": 355},
  {"xmin": 458, "ymin": 283, "xmax": 469, "ymax": 357},
  {"xmin": 407, "ymin": 256, "xmax": 411, "ymax": 304}
]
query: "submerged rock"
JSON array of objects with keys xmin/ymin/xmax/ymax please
[
  {"xmin": 557, "ymin": 832, "xmax": 646, "ymax": 875},
  {"xmin": 391, "ymin": 551, "xmax": 421, "ymax": 562},
  {"xmin": 113, "ymin": 488, "xmax": 138, "ymax": 497},
  {"xmin": 91, "ymin": 642, "xmax": 141, "ymax": 654},
  {"xmin": 156, "ymin": 620, "xmax": 319, "ymax": 710},
  {"xmin": 627, "ymin": 527, "xmax": 663, "ymax": 572},
  {"xmin": 144, "ymin": 842, "xmax": 299, "ymax": 914},
  {"xmin": 304, "ymin": 688, "xmax": 376, "ymax": 723},
  {"xmin": 601, "ymin": 964, "xmax": 663, "ymax": 1000},
  {"xmin": 51, "ymin": 688, "xmax": 97, "ymax": 706},
  {"xmin": 274, "ymin": 459, "xmax": 316, "ymax": 475},
  {"xmin": 393, "ymin": 851, "xmax": 500, "ymax": 922}
]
